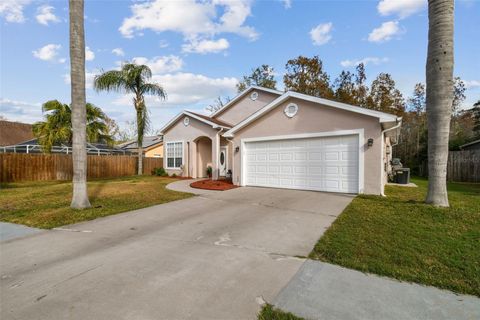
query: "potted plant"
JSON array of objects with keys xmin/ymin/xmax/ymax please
[
  {"xmin": 226, "ymin": 169, "xmax": 232, "ymax": 180},
  {"xmin": 206, "ymin": 166, "xmax": 212, "ymax": 178}
]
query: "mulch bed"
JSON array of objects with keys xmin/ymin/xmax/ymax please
[{"xmin": 190, "ymin": 179, "xmax": 239, "ymax": 191}]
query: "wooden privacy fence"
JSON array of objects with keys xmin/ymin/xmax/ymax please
[
  {"xmin": 0, "ymin": 153, "xmax": 164, "ymax": 182},
  {"xmin": 419, "ymin": 150, "xmax": 480, "ymax": 183}
]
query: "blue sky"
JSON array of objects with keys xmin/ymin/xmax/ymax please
[{"xmin": 1, "ymin": 0, "xmax": 479, "ymax": 132}]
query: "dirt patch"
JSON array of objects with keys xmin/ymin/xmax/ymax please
[{"xmin": 190, "ymin": 179, "xmax": 238, "ymax": 191}]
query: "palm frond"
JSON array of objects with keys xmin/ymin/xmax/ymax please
[
  {"xmin": 93, "ymin": 70, "xmax": 129, "ymax": 93},
  {"xmin": 141, "ymin": 83, "xmax": 167, "ymax": 99}
]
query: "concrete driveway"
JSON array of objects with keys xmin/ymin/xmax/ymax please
[{"xmin": 0, "ymin": 181, "xmax": 353, "ymax": 320}]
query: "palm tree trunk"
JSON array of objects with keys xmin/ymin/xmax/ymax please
[
  {"xmin": 135, "ymin": 100, "xmax": 144, "ymax": 175},
  {"xmin": 425, "ymin": 0, "xmax": 454, "ymax": 207},
  {"xmin": 69, "ymin": 0, "xmax": 91, "ymax": 209}
]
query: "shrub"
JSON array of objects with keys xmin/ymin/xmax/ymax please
[
  {"xmin": 152, "ymin": 167, "xmax": 168, "ymax": 177},
  {"xmin": 206, "ymin": 166, "xmax": 213, "ymax": 177},
  {"xmin": 171, "ymin": 173, "xmax": 177, "ymax": 178}
]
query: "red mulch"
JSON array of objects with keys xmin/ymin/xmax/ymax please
[{"xmin": 190, "ymin": 179, "xmax": 238, "ymax": 191}]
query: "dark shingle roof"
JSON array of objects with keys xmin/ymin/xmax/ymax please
[
  {"xmin": 188, "ymin": 111, "xmax": 232, "ymax": 128},
  {"xmin": 119, "ymin": 135, "xmax": 163, "ymax": 150}
]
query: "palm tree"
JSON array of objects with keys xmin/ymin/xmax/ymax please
[
  {"xmin": 94, "ymin": 63, "xmax": 166, "ymax": 175},
  {"xmin": 425, "ymin": 0, "xmax": 454, "ymax": 207},
  {"xmin": 69, "ymin": 0, "xmax": 90, "ymax": 209},
  {"xmin": 32, "ymin": 100, "xmax": 112, "ymax": 152}
]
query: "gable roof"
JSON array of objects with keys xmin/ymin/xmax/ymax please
[
  {"xmin": 223, "ymin": 91, "xmax": 401, "ymax": 138},
  {"xmin": 0, "ymin": 120, "xmax": 34, "ymax": 146},
  {"xmin": 119, "ymin": 135, "xmax": 163, "ymax": 150},
  {"xmin": 159, "ymin": 110, "xmax": 232, "ymax": 135},
  {"xmin": 210, "ymin": 85, "xmax": 283, "ymax": 118}
]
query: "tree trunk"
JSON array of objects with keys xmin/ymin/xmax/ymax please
[
  {"xmin": 425, "ymin": 0, "xmax": 454, "ymax": 207},
  {"xmin": 69, "ymin": 0, "xmax": 91, "ymax": 209},
  {"xmin": 135, "ymin": 101, "xmax": 144, "ymax": 175}
]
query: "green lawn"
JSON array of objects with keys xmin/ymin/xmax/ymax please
[
  {"xmin": 258, "ymin": 304, "xmax": 305, "ymax": 320},
  {"xmin": 309, "ymin": 178, "xmax": 480, "ymax": 297},
  {"xmin": 0, "ymin": 176, "xmax": 193, "ymax": 229}
]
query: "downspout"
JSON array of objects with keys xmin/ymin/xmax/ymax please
[{"xmin": 380, "ymin": 118, "xmax": 402, "ymax": 196}]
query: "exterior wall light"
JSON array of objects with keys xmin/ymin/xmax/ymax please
[
  {"xmin": 367, "ymin": 138, "xmax": 374, "ymax": 147},
  {"xmin": 235, "ymin": 146, "xmax": 240, "ymax": 153}
]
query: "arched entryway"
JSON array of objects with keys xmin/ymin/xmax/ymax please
[{"xmin": 194, "ymin": 136, "xmax": 212, "ymax": 178}]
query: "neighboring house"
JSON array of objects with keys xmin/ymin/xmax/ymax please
[
  {"xmin": 0, "ymin": 120, "xmax": 34, "ymax": 146},
  {"xmin": 460, "ymin": 139, "xmax": 480, "ymax": 151},
  {"xmin": 159, "ymin": 86, "xmax": 402, "ymax": 195},
  {"xmin": 1, "ymin": 138, "xmax": 130, "ymax": 155},
  {"xmin": 119, "ymin": 135, "xmax": 164, "ymax": 157}
]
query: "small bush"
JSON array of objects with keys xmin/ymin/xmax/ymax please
[
  {"xmin": 152, "ymin": 167, "xmax": 168, "ymax": 177},
  {"xmin": 171, "ymin": 173, "xmax": 177, "ymax": 178}
]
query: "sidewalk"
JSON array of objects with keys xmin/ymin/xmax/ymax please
[{"xmin": 273, "ymin": 260, "xmax": 480, "ymax": 320}]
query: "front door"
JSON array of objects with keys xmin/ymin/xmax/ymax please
[{"xmin": 219, "ymin": 147, "xmax": 227, "ymax": 176}]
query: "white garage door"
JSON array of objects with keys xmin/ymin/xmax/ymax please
[{"xmin": 244, "ymin": 134, "xmax": 359, "ymax": 193}]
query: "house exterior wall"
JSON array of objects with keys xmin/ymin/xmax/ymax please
[
  {"xmin": 162, "ymin": 116, "xmax": 219, "ymax": 177},
  {"xmin": 214, "ymin": 91, "xmax": 280, "ymax": 126},
  {"xmin": 144, "ymin": 144, "xmax": 164, "ymax": 158},
  {"xmin": 230, "ymin": 97, "xmax": 384, "ymax": 195}
]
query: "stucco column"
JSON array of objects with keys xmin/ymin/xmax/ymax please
[{"xmin": 212, "ymin": 132, "xmax": 220, "ymax": 180}]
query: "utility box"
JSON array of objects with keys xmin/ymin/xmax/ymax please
[{"xmin": 394, "ymin": 168, "xmax": 410, "ymax": 184}]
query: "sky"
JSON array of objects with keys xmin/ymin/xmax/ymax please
[{"xmin": 1, "ymin": 0, "xmax": 479, "ymax": 133}]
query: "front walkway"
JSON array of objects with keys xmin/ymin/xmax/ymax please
[
  {"xmin": 0, "ymin": 222, "xmax": 42, "ymax": 241},
  {"xmin": 273, "ymin": 260, "xmax": 480, "ymax": 320}
]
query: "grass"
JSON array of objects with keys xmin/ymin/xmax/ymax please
[
  {"xmin": 309, "ymin": 177, "xmax": 480, "ymax": 297},
  {"xmin": 0, "ymin": 176, "xmax": 193, "ymax": 229},
  {"xmin": 258, "ymin": 304, "xmax": 304, "ymax": 320}
]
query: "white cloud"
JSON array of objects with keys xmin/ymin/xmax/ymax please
[
  {"xmin": 368, "ymin": 20, "xmax": 401, "ymax": 42},
  {"xmin": 378, "ymin": 0, "xmax": 426, "ymax": 19},
  {"xmin": 310, "ymin": 22, "xmax": 333, "ymax": 46},
  {"xmin": 464, "ymin": 80, "xmax": 480, "ymax": 89},
  {"xmin": 113, "ymin": 72, "xmax": 238, "ymax": 108},
  {"xmin": 36, "ymin": 5, "xmax": 59, "ymax": 25},
  {"xmin": 131, "ymin": 55, "xmax": 183, "ymax": 74},
  {"xmin": 85, "ymin": 46, "xmax": 95, "ymax": 61},
  {"xmin": 32, "ymin": 44, "xmax": 63, "ymax": 62},
  {"xmin": 0, "ymin": 0, "xmax": 31, "ymax": 23},
  {"xmin": 119, "ymin": 0, "xmax": 257, "ymax": 53},
  {"xmin": 281, "ymin": 0, "xmax": 292, "ymax": 9},
  {"xmin": 112, "ymin": 48, "xmax": 125, "ymax": 57},
  {"xmin": 341, "ymin": 57, "xmax": 389, "ymax": 67},
  {"xmin": 182, "ymin": 38, "xmax": 229, "ymax": 54},
  {"xmin": 0, "ymin": 98, "xmax": 42, "ymax": 123}
]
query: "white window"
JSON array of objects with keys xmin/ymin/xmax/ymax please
[{"xmin": 166, "ymin": 142, "xmax": 183, "ymax": 169}]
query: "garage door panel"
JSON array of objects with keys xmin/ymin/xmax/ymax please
[{"xmin": 244, "ymin": 135, "xmax": 359, "ymax": 194}]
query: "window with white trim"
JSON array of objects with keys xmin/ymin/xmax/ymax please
[{"xmin": 166, "ymin": 142, "xmax": 183, "ymax": 168}]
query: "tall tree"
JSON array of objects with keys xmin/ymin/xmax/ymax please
[
  {"xmin": 69, "ymin": 0, "xmax": 90, "ymax": 209},
  {"xmin": 367, "ymin": 73, "xmax": 405, "ymax": 116},
  {"xmin": 472, "ymin": 100, "xmax": 480, "ymax": 139},
  {"xmin": 32, "ymin": 100, "xmax": 112, "ymax": 152},
  {"xmin": 425, "ymin": 0, "xmax": 454, "ymax": 207},
  {"xmin": 333, "ymin": 71, "xmax": 356, "ymax": 105},
  {"xmin": 237, "ymin": 64, "xmax": 277, "ymax": 92},
  {"xmin": 94, "ymin": 63, "xmax": 166, "ymax": 175},
  {"xmin": 283, "ymin": 55, "xmax": 334, "ymax": 98},
  {"xmin": 353, "ymin": 63, "xmax": 369, "ymax": 107}
]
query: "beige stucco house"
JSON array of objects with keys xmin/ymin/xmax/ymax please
[{"xmin": 160, "ymin": 86, "xmax": 401, "ymax": 195}]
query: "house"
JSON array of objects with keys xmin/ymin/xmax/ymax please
[
  {"xmin": 119, "ymin": 135, "xmax": 164, "ymax": 157},
  {"xmin": 159, "ymin": 86, "xmax": 402, "ymax": 195},
  {"xmin": 0, "ymin": 120, "xmax": 34, "ymax": 146},
  {"xmin": 460, "ymin": 139, "xmax": 480, "ymax": 151}
]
